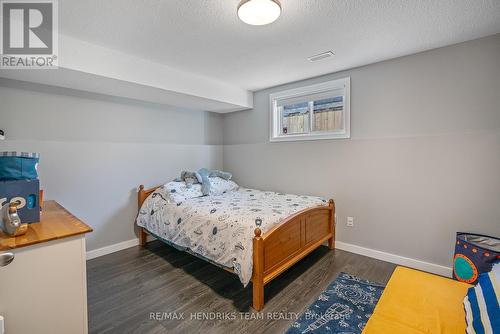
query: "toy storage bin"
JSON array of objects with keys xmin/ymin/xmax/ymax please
[
  {"xmin": 0, "ymin": 152, "xmax": 39, "ymax": 181},
  {"xmin": 453, "ymin": 232, "xmax": 500, "ymax": 284},
  {"xmin": 0, "ymin": 179, "xmax": 40, "ymax": 223}
]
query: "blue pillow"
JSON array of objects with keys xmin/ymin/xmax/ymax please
[{"xmin": 463, "ymin": 262, "xmax": 500, "ymax": 333}]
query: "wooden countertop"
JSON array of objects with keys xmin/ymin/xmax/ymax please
[{"xmin": 0, "ymin": 200, "xmax": 92, "ymax": 251}]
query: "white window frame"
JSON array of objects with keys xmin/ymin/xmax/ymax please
[{"xmin": 269, "ymin": 77, "xmax": 350, "ymax": 142}]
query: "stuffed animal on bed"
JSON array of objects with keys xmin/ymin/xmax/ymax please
[
  {"xmin": 197, "ymin": 168, "xmax": 232, "ymax": 195},
  {"xmin": 174, "ymin": 168, "xmax": 232, "ymax": 195},
  {"xmin": 174, "ymin": 170, "xmax": 203, "ymax": 188}
]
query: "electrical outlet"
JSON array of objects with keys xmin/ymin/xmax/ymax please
[{"xmin": 347, "ymin": 216, "xmax": 354, "ymax": 227}]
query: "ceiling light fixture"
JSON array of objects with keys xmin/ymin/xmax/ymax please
[{"xmin": 238, "ymin": 0, "xmax": 281, "ymax": 26}]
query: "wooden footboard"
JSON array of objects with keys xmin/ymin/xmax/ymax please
[
  {"xmin": 137, "ymin": 184, "xmax": 335, "ymax": 311},
  {"xmin": 252, "ymin": 199, "xmax": 335, "ymax": 310}
]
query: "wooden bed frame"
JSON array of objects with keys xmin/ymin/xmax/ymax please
[{"xmin": 137, "ymin": 184, "xmax": 335, "ymax": 311}]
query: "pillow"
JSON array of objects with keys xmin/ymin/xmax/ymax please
[
  {"xmin": 463, "ymin": 262, "xmax": 500, "ymax": 333},
  {"xmin": 208, "ymin": 177, "xmax": 239, "ymax": 195},
  {"xmin": 160, "ymin": 181, "xmax": 203, "ymax": 202}
]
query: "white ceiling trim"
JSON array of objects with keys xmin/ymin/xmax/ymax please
[{"xmin": 0, "ymin": 34, "xmax": 253, "ymax": 112}]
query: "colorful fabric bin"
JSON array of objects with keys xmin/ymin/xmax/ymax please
[
  {"xmin": 453, "ymin": 232, "xmax": 500, "ymax": 285},
  {"xmin": 0, "ymin": 152, "xmax": 39, "ymax": 181}
]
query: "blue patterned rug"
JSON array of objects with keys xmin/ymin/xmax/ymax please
[{"xmin": 285, "ymin": 273, "xmax": 385, "ymax": 334}]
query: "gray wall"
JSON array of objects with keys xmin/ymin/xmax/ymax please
[
  {"xmin": 1, "ymin": 34, "xmax": 499, "ymax": 266},
  {"xmin": 0, "ymin": 79, "xmax": 223, "ymax": 251},
  {"xmin": 223, "ymin": 34, "xmax": 500, "ymax": 268}
]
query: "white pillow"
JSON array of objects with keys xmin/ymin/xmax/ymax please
[
  {"xmin": 161, "ymin": 181, "xmax": 203, "ymax": 202},
  {"xmin": 209, "ymin": 177, "xmax": 239, "ymax": 195}
]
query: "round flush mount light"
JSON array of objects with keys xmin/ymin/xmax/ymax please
[{"xmin": 238, "ymin": 0, "xmax": 281, "ymax": 26}]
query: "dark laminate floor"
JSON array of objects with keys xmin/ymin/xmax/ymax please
[{"xmin": 87, "ymin": 240, "xmax": 396, "ymax": 334}]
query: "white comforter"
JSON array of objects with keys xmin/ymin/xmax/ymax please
[{"xmin": 136, "ymin": 184, "xmax": 327, "ymax": 286}]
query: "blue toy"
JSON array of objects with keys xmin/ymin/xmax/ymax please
[{"xmin": 174, "ymin": 168, "xmax": 232, "ymax": 195}]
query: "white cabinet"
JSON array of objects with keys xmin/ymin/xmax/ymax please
[
  {"xmin": 0, "ymin": 235, "xmax": 88, "ymax": 334},
  {"xmin": 0, "ymin": 201, "xmax": 92, "ymax": 334}
]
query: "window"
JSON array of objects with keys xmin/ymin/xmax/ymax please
[{"xmin": 270, "ymin": 77, "xmax": 350, "ymax": 141}]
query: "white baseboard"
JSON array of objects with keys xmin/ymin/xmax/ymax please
[
  {"xmin": 86, "ymin": 238, "xmax": 139, "ymax": 260},
  {"xmin": 86, "ymin": 235, "xmax": 156, "ymax": 260},
  {"xmin": 87, "ymin": 237, "xmax": 452, "ymax": 278},
  {"xmin": 336, "ymin": 241, "xmax": 453, "ymax": 277}
]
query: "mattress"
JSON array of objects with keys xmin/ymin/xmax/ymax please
[{"xmin": 136, "ymin": 186, "xmax": 327, "ymax": 286}]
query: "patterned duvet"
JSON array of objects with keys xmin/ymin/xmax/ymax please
[{"xmin": 137, "ymin": 184, "xmax": 327, "ymax": 286}]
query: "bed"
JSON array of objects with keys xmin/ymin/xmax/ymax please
[{"xmin": 136, "ymin": 181, "xmax": 335, "ymax": 311}]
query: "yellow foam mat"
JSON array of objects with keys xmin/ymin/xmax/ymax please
[{"xmin": 363, "ymin": 266, "xmax": 471, "ymax": 334}]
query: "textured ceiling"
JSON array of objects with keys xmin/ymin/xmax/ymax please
[{"xmin": 60, "ymin": 0, "xmax": 500, "ymax": 91}]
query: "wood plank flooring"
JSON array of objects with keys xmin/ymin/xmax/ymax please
[{"xmin": 87, "ymin": 240, "xmax": 396, "ymax": 334}]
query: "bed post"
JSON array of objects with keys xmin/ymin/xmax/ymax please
[
  {"xmin": 139, "ymin": 228, "xmax": 147, "ymax": 247},
  {"xmin": 328, "ymin": 199, "xmax": 335, "ymax": 250},
  {"xmin": 138, "ymin": 185, "xmax": 146, "ymax": 206},
  {"xmin": 138, "ymin": 185, "xmax": 147, "ymax": 247},
  {"xmin": 252, "ymin": 227, "xmax": 265, "ymax": 311}
]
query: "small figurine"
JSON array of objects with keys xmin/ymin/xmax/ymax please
[{"xmin": 0, "ymin": 202, "xmax": 28, "ymax": 236}]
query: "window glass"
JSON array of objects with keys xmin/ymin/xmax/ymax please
[
  {"xmin": 281, "ymin": 102, "xmax": 309, "ymax": 135},
  {"xmin": 313, "ymin": 96, "xmax": 343, "ymax": 132}
]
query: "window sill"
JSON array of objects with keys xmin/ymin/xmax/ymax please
[{"xmin": 270, "ymin": 132, "xmax": 350, "ymax": 142}]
